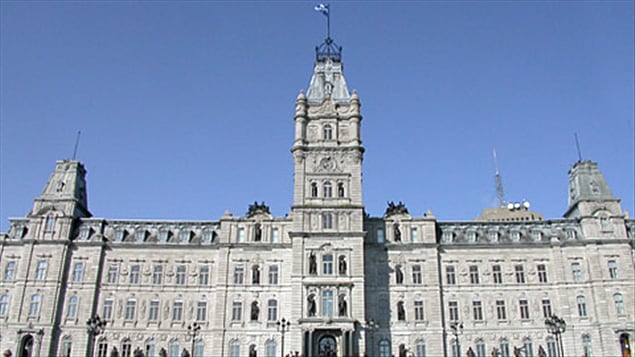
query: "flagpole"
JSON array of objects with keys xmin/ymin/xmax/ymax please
[{"xmin": 327, "ymin": 5, "xmax": 330, "ymax": 39}]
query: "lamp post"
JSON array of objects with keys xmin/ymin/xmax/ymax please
[
  {"xmin": 544, "ymin": 314, "xmax": 566, "ymax": 357},
  {"xmin": 366, "ymin": 319, "xmax": 379, "ymax": 356},
  {"xmin": 187, "ymin": 322, "xmax": 201, "ymax": 357},
  {"xmin": 276, "ymin": 318, "xmax": 291, "ymax": 357},
  {"xmin": 449, "ymin": 321, "xmax": 464, "ymax": 357},
  {"xmin": 86, "ymin": 315, "xmax": 107, "ymax": 357}
]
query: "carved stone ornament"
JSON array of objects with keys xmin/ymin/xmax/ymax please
[
  {"xmin": 246, "ymin": 201, "xmax": 270, "ymax": 218},
  {"xmin": 385, "ymin": 201, "xmax": 409, "ymax": 217}
]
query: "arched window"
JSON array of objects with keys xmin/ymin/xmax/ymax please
[
  {"xmin": 265, "ymin": 340, "xmax": 277, "ymax": 357},
  {"xmin": 475, "ymin": 339, "xmax": 486, "ymax": 357},
  {"xmin": 229, "ymin": 340, "xmax": 240, "ymax": 357},
  {"xmin": 614, "ymin": 293, "xmax": 625, "ymax": 315},
  {"xmin": 322, "ymin": 289, "xmax": 334, "ymax": 317},
  {"xmin": 67, "ymin": 296, "xmax": 79, "ymax": 318},
  {"xmin": 60, "ymin": 336, "xmax": 72, "ymax": 357},
  {"xmin": 193, "ymin": 340, "xmax": 204, "ymax": 357},
  {"xmin": 415, "ymin": 339, "xmax": 426, "ymax": 357},
  {"xmin": 168, "ymin": 340, "xmax": 180, "ymax": 357},
  {"xmin": 582, "ymin": 335, "xmax": 592, "ymax": 357},
  {"xmin": 378, "ymin": 340, "xmax": 391, "ymax": 357},
  {"xmin": 323, "ymin": 124, "xmax": 333, "ymax": 140},
  {"xmin": 323, "ymin": 182, "xmax": 333, "ymax": 198},
  {"xmin": 311, "ymin": 182, "xmax": 318, "ymax": 197},
  {"xmin": 0, "ymin": 295, "xmax": 8, "ymax": 317},
  {"xmin": 44, "ymin": 215, "xmax": 56, "ymax": 232},
  {"xmin": 523, "ymin": 337, "xmax": 533, "ymax": 357},
  {"xmin": 97, "ymin": 339, "xmax": 109, "ymax": 357}
]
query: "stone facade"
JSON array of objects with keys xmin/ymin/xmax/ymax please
[{"xmin": 1, "ymin": 40, "xmax": 634, "ymax": 357}]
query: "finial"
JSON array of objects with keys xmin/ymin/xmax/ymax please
[{"xmin": 314, "ymin": 4, "xmax": 342, "ymax": 62}]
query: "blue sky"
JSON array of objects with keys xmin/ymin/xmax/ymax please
[{"xmin": 1, "ymin": 1, "xmax": 633, "ymax": 232}]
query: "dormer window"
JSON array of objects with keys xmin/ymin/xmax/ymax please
[
  {"xmin": 79, "ymin": 227, "xmax": 91, "ymax": 240},
  {"xmin": 467, "ymin": 231, "xmax": 477, "ymax": 243},
  {"xmin": 158, "ymin": 229, "xmax": 170, "ymax": 242},
  {"xmin": 442, "ymin": 231, "xmax": 453, "ymax": 243},
  {"xmin": 202, "ymin": 230, "xmax": 215, "ymax": 243},
  {"xmin": 510, "ymin": 231, "xmax": 521, "ymax": 242},
  {"xmin": 566, "ymin": 229, "xmax": 577, "ymax": 240},
  {"xmin": 531, "ymin": 231, "xmax": 542, "ymax": 241},
  {"xmin": 323, "ymin": 125, "xmax": 333, "ymax": 140},
  {"xmin": 489, "ymin": 231, "xmax": 499, "ymax": 242},
  {"xmin": 135, "ymin": 229, "xmax": 146, "ymax": 242},
  {"xmin": 179, "ymin": 230, "xmax": 191, "ymax": 243},
  {"xmin": 115, "ymin": 228, "xmax": 126, "ymax": 242}
]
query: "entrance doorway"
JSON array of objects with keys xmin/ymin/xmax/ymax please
[
  {"xmin": 621, "ymin": 333, "xmax": 632, "ymax": 357},
  {"xmin": 318, "ymin": 335, "xmax": 337, "ymax": 357},
  {"xmin": 18, "ymin": 334, "xmax": 34, "ymax": 357}
]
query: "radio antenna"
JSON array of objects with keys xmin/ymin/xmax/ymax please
[
  {"xmin": 72, "ymin": 130, "xmax": 81, "ymax": 161},
  {"xmin": 493, "ymin": 148, "xmax": 505, "ymax": 207}
]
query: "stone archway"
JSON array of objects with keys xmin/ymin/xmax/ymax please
[{"xmin": 18, "ymin": 334, "xmax": 34, "ymax": 357}]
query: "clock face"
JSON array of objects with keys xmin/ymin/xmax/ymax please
[{"xmin": 321, "ymin": 157, "xmax": 335, "ymax": 171}]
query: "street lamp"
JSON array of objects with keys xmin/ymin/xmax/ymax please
[
  {"xmin": 187, "ymin": 322, "xmax": 201, "ymax": 357},
  {"xmin": 276, "ymin": 318, "xmax": 291, "ymax": 357},
  {"xmin": 86, "ymin": 315, "xmax": 107, "ymax": 357},
  {"xmin": 366, "ymin": 319, "xmax": 379, "ymax": 356},
  {"xmin": 544, "ymin": 314, "xmax": 566, "ymax": 357},
  {"xmin": 449, "ymin": 321, "xmax": 464, "ymax": 357}
]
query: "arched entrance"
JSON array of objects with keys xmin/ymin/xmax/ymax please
[
  {"xmin": 318, "ymin": 335, "xmax": 337, "ymax": 357},
  {"xmin": 18, "ymin": 334, "xmax": 34, "ymax": 357},
  {"xmin": 620, "ymin": 333, "xmax": 632, "ymax": 357}
]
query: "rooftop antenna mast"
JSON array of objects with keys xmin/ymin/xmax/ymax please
[
  {"xmin": 493, "ymin": 148, "xmax": 506, "ymax": 207},
  {"xmin": 72, "ymin": 130, "xmax": 81, "ymax": 161},
  {"xmin": 574, "ymin": 132, "xmax": 583, "ymax": 162}
]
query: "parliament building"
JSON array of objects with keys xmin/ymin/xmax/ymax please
[{"xmin": 1, "ymin": 36, "xmax": 634, "ymax": 357}]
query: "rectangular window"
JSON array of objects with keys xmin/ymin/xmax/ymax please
[
  {"xmin": 199, "ymin": 266, "xmax": 210, "ymax": 286},
  {"xmin": 542, "ymin": 298, "xmax": 552, "ymax": 318},
  {"xmin": 35, "ymin": 261, "xmax": 48, "ymax": 281},
  {"xmin": 268, "ymin": 265, "xmax": 279, "ymax": 285},
  {"xmin": 414, "ymin": 300, "xmax": 425, "ymax": 321},
  {"xmin": 412, "ymin": 265, "xmax": 422, "ymax": 284},
  {"xmin": 176, "ymin": 265, "xmax": 186, "ymax": 285},
  {"xmin": 608, "ymin": 260, "xmax": 617, "ymax": 279},
  {"xmin": 448, "ymin": 301, "xmax": 459, "ymax": 321},
  {"xmin": 492, "ymin": 265, "xmax": 503, "ymax": 284},
  {"xmin": 572, "ymin": 262, "xmax": 582, "ymax": 281},
  {"xmin": 515, "ymin": 265, "xmax": 525, "ymax": 283},
  {"xmin": 231, "ymin": 301, "xmax": 242, "ymax": 321},
  {"xmin": 97, "ymin": 342, "xmax": 109, "ymax": 357},
  {"xmin": 67, "ymin": 296, "xmax": 79, "ymax": 318},
  {"xmin": 496, "ymin": 300, "xmax": 506, "ymax": 320},
  {"xmin": 152, "ymin": 265, "xmax": 163, "ymax": 285},
  {"xmin": 446, "ymin": 265, "xmax": 456, "ymax": 285},
  {"xmin": 103, "ymin": 299, "xmax": 114, "ymax": 320},
  {"xmin": 322, "ymin": 213, "xmax": 333, "ymax": 229},
  {"xmin": 577, "ymin": 296, "xmax": 587, "ymax": 317},
  {"xmin": 377, "ymin": 228, "xmax": 385, "ymax": 243},
  {"xmin": 271, "ymin": 227, "xmax": 280, "ymax": 243},
  {"xmin": 267, "ymin": 299, "xmax": 278, "ymax": 321},
  {"xmin": 237, "ymin": 227, "xmax": 245, "ymax": 242},
  {"xmin": 469, "ymin": 265, "xmax": 480, "ymax": 284},
  {"xmin": 411, "ymin": 227, "xmax": 419, "ymax": 242},
  {"xmin": 234, "ymin": 266, "xmax": 244, "ymax": 284},
  {"xmin": 148, "ymin": 300, "xmax": 160, "ymax": 321},
  {"xmin": 172, "ymin": 300, "xmax": 183, "ymax": 321},
  {"xmin": 125, "ymin": 299, "xmax": 136, "ymax": 320},
  {"xmin": 322, "ymin": 290, "xmax": 334, "ymax": 317},
  {"xmin": 322, "ymin": 255, "xmax": 334, "ymax": 275},
  {"xmin": 519, "ymin": 299, "xmax": 530, "ymax": 319},
  {"xmin": 473, "ymin": 300, "xmax": 483, "ymax": 321},
  {"xmin": 0, "ymin": 295, "xmax": 8, "ymax": 317},
  {"xmin": 129, "ymin": 265, "xmax": 140, "ymax": 284},
  {"xmin": 196, "ymin": 301, "xmax": 207, "ymax": 321},
  {"xmin": 72, "ymin": 262, "xmax": 84, "ymax": 283},
  {"xmin": 107, "ymin": 265, "xmax": 118, "ymax": 284},
  {"xmin": 29, "ymin": 294, "xmax": 41, "ymax": 317},
  {"xmin": 537, "ymin": 264, "xmax": 548, "ymax": 283}
]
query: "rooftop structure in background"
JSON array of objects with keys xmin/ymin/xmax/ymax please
[{"xmin": 475, "ymin": 200, "xmax": 544, "ymax": 222}]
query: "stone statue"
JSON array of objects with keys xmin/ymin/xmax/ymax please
[
  {"xmin": 133, "ymin": 347, "xmax": 145, "ymax": 357},
  {"xmin": 252, "ymin": 266, "xmax": 260, "ymax": 284},
  {"xmin": 395, "ymin": 266, "xmax": 404, "ymax": 284},
  {"xmin": 338, "ymin": 295, "xmax": 347, "ymax": 316},
  {"xmin": 537, "ymin": 346, "xmax": 547, "ymax": 357},
  {"xmin": 247, "ymin": 201, "xmax": 270, "ymax": 217},
  {"xmin": 385, "ymin": 201, "xmax": 409, "ymax": 217},
  {"xmin": 338, "ymin": 255, "xmax": 347, "ymax": 275},
  {"xmin": 110, "ymin": 347, "xmax": 120, "ymax": 357},
  {"xmin": 466, "ymin": 347, "xmax": 476, "ymax": 357},
  {"xmin": 397, "ymin": 301, "xmax": 405, "ymax": 320},
  {"xmin": 309, "ymin": 252, "xmax": 317, "ymax": 275},
  {"xmin": 159, "ymin": 348, "xmax": 167, "ymax": 357},
  {"xmin": 308, "ymin": 295, "xmax": 316, "ymax": 316},
  {"xmin": 394, "ymin": 223, "xmax": 401, "ymax": 242},
  {"xmin": 249, "ymin": 345, "xmax": 257, "ymax": 357},
  {"xmin": 180, "ymin": 349, "xmax": 190, "ymax": 357},
  {"xmin": 254, "ymin": 223, "xmax": 262, "ymax": 241},
  {"xmin": 251, "ymin": 301, "xmax": 260, "ymax": 320}
]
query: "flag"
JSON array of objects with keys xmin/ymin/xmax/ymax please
[{"xmin": 314, "ymin": 4, "xmax": 329, "ymax": 17}]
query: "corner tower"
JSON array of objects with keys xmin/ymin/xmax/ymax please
[{"xmin": 289, "ymin": 38, "xmax": 367, "ymax": 356}]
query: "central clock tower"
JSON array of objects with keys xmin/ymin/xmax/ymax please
[{"xmin": 289, "ymin": 38, "xmax": 367, "ymax": 356}]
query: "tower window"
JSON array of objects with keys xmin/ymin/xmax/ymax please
[{"xmin": 323, "ymin": 125, "xmax": 333, "ymax": 140}]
